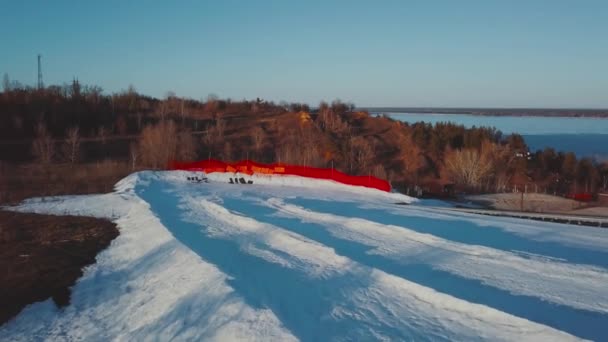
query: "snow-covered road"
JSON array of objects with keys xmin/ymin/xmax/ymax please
[{"xmin": 2, "ymin": 171, "xmax": 608, "ymax": 341}]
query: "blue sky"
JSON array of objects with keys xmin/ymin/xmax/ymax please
[{"xmin": 1, "ymin": 1, "xmax": 607, "ymax": 107}]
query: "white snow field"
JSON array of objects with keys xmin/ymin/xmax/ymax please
[{"xmin": 2, "ymin": 171, "xmax": 608, "ymax": 341}]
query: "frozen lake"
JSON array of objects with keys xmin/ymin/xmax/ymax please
[{"xmin": 381, "ymin": 113, "xmax": 608, "ymax": 160}]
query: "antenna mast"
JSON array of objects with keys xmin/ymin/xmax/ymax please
[{"xmin": 37, "ymin": 54, "xmax": 43, "ymax": 89}]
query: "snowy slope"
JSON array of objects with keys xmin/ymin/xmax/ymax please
[{"xmin": 2, "ymin": 171, "xmax": 608, "ymax": 341}]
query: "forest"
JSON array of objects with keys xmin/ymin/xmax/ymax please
[{"xmin": 1, "ymin": 75, "xmax": 607, "ymax": 203}]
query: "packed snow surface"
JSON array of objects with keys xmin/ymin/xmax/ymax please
[{"xmin": 3, "ymin": 171, "xmax": 608, "ymax": 341}]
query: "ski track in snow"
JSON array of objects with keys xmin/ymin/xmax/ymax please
[
  {"xmin": 361, "ymin": 202, "xmax": 608, "ymax": 252},
  {"xmin": 3, "ymin": 170, "xmax": 608, "ymax": 340},
  {"xmin": 176, "ymin": 195, "xmax": 577, "ymax": 341},
  {"xmin": 265, "ymin": 199, "xmax": 608, "ymax": 315}
]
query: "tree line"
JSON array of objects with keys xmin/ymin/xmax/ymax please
[{"xmin": 2, "ymin": 75, "xmax": 607, "ymax": 197}]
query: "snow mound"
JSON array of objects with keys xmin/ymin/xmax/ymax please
[
  {"xmin": 171, "ymin": 170, "xmax": 417, "ymax": 204},
  {"xmin": 3, "ymin": 170, "xmax": 607, "ymax": 341}
]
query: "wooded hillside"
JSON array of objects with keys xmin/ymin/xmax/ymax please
[{"xmin": 1, "ymin": 77, "xmax": 607, "ymax": 202}]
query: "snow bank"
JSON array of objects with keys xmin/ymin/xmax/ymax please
[
  {"xmin": 1, "ymin": 173, "xmax": 296, "ymax": 342},
  {"xmin": 10, "ymin": 193, "xmax": 130, "ymax": 219},
  {"xmin": 197, "ymin": 170, "xmax": 416, "ymax": 203}
]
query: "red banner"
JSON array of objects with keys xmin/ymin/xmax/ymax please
[{"xmin": 169, "ymin": 159, "xmax": 391, "ymax": 192}]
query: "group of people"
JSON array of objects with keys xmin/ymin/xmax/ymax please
[
  {"xmin": 186, "ymin": 176, "xmax": 209, "ymax": 183},
  {"xmin": 229, "ymin": 177, "xmax": 253, "ymax": 185},
  {"xmin": 186, "ymin": 175, "xmax": 254, "ymax": 185}
]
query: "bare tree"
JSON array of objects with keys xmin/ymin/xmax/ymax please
[
  {"xmin": 298, "ymin": 126, "xmax": 320, "ymax": 167},
  {"xmin": 115, "ymin": 116, "xmax": 128, "ymax": 136},
  {"xmin": 276, "ymin": 143, "xmax": 297, "ymax": 165},
  {"xmin": 602, "ymin": 166, "xmax": 608, "ymax": 190},
  {"xmin": 399, "ymin": 131, "xmax": 422, "ymax": 174},
  {"xmin": 0, "ymin": 161, "xmax": 6, "ymax": 202},
  {"xmin": 136, "ymin": 112, "xmax": 143, "ymax": 131},
  {"xmin": 2, "ymin": 73, "xmax": 10, "ymax": 92},
  {"xmin": 129, "ymin": 142, "xmax": 139, "ymax": 171},
  {"xmin": 98, "ymin": 126, "xmax": 107, "ymax": 144},
  {"xmin": 444, "ymin": 147, "xmax": 495, "ymax": 189},
  {"xmin": 177, "ymin": 129, "xmax": 197, "ymax": 161},
  {"xmin": 352, "ymin": 137, "xmax": 374, "ymax": 174},
  {"xmin": 85, "ymin": 85, "xmax": 103, "ymax": 105},
  {"xmin": 138, "ymin": 121, "xmax": 178, "ymax": 169},
  {"xmin": 205, "ymin": 94, "xmax": 219, "ymax": 113},
  {"xmin": 134, "ymin": 121, "xmax": 196, "ymax": 166},
  {"xmin": 62, "ymin": 126, "xmax": 81, "ymax": 164},
  {"xmin": 316, "ymin": 101, "xmax": 349, "ymax": 134},
  {"xmin": 251, "ymin": 126, "xmax": 265, "ymax": 156},
  {"xmin": 494, "ymin": 172, "xmax": 511, "ymax": 192},
  {"xmin": 223, "ymin": 141, "xmax": 232, "ymax": 161},
  {"xmin": 32, "ymin": 122, "xmax": 55, "ymax": 164},
  {"xmin": 202, "ymin": 123, "xmax": 217, "ymax": 148},
  {"xmin": 180, "ymin": 98, "xmax": 186, "ymax": 123},
  {"xmin": 215, "ymin": 113, "xmax": 225, "ymax": 140},
  {"xmin": 372, "ymin": 164, "xmax": 388, "ymax": 180},
  {"xmin": 158, "ymin": 101, "xmax": 167, "ymax": 120}
]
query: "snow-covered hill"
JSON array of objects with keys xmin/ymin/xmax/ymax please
[{"xmin": 2, "ymin": 171, "xmax": 608, "ymax": 341}]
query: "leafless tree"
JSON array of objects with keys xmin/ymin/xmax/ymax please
[
  {"xmin": 399, "ymin": 133, "xmax": 422, "ymax": 174},
  {"xmin": 202, "ymin": 123, "xmax": 217, "ymax": 148},
  {"xmin": 494, "ymin": 172, "xmax": 511, "ymax": 192},
  {"xmin": 138, "ymin": 121, "xmax": 178, "ymax": 169},
  {"xmin": 177, "ymin": 129, "xmax": 197, "ymax": 161},
  {"xmin": 223, "ymin": 141, "xmax": 232, "ymax": 161},
  {"xmin": 85, "ymin": 85, "xmax": 103, "ymax": 105},
  {"xmin": 98, "ymin": 126, "xmax": 107, "ymax": 144},
  {"xmin": 299, "ymin": 126, "xmax": 320, "ymax": 167},
  {"xmin": 215, "ymin": 113, "xmax": 226, "ymax": 140},
  {"xmin": 251, "ymin": 126, "xmax": 265, "ymax": 155},
  {"xmin": 115, "ymin": 116, "xmax": 128, "ymax": 136},
  {"xmin": 32, "ymin": 122, "xmax": 55, "ymax": 164},
  {"xmin": 603, "ymin": 171, "xmax": 608, "ymax": 190},
  {"xmin": 129, "ymin": 142, "xmax": 139, "ymax": 171},
  {"xmin": 445, "ymin": 147, "xmax": 495, "ymax": 189},
  {"xmin": 352, "ymin": 137, "xmax": 374, "ymax": 174},
  {"xmin": 205, "ymin": 94, "xmax": 219, "ymax": 113},
  {"xmin": 180, "ymin": 98, "xmax": 186, "ymax": 123},
  {"xmin": 136, "ymin": 112, "xmax": 143, "ymax": 131},
  {"xmin": 372, "ymin": 164, "xmax": 388, "ymax": 180},
  {"xmin": 2, "ymin": 73, "xmax": 10, "ymax": 92},
  {"xmin": 130, "ymin": 122, "xmax": 196, "ymax": 165},
  {"xmin": 158, "ymin": 101, "xmax": 167, "ymax": 120},
  {"xmin": 63, "ymin": 126, "xmax": 81, "ymax": 164},
  {"xmin": 316, "ymin": 101, "xmax": 349, "ymax": 134},
  {"xmin": 276, "ymin": 144, "xmax": 298, "ymax": 165}
]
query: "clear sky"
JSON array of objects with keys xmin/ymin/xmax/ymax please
[{"xmin": 1, "ymin": 0, "xmax": 607, "ymax": 108}]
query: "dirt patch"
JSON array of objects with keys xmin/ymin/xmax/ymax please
[
  {"xmin": 465, "ymin": 193, "xmax": 608, "ymax": 217},
  {"xmin": 0, "ymin": 210, "xmax": 119, "ymax": 325},
  {"xmin": 0, "ymin": 161, "xmax": 132, "ymax": 205}
]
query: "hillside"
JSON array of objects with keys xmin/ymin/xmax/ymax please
[
  {"xmin": 2, "ymin": 83, "xmax": 607, "ymax": 204},
  {"xmin": 2, "ymin": 171, "xmax": 608, "ymax": 340}
]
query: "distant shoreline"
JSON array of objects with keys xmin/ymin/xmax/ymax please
[{"xmin": 361, "ymin": 108, "xmax": 608, "ymax": 118}]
